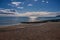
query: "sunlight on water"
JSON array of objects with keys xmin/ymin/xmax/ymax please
[
  {"xmin": 0, "ymin": 16, "xmax": 60, "ymax": 26},
  {"xmin": 29, "ymin": 17, "xmax": 38, "ymax": 22}
]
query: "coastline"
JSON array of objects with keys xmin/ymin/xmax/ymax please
[
  {"xmin": 0, "ymin": 22, "xmax": 60, "ymax": 40},
  {"xmin": 0, "ymin": 22, "xmax": 60, "ymax": 30}
]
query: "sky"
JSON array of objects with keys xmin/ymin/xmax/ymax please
[{"xmin": 0, "ymin": 0, "xmax": 60, "ymax": 17}]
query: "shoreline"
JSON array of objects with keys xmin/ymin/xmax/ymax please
[
  {"xmin": 0, "ymin": 22, "xmax": 60, "ymax": 30},
  {"xmin": 0, "ymin": 23, "xmax": 21, "ymax": 27},
  {"xmin": 0, "ymin": 22, "xmax": 60, "ymax": 40}
]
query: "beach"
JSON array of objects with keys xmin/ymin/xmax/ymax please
[{"xmin": 0, "ymin": 22, "xmax": 60, "ymax": 40}]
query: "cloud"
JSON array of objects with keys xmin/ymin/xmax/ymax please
[
  {"xmin": 17, "ymin": 12, "xmax": 60, "ymax": 21},
  {"xmin": 17, "ymin": 7, "xmax": 24, "ymax": 9},
  {"xmin": 0, "ymin": 9, "xmax": 19, "ymax": 16},
  {"xmin": 0, "ymin": 9, "xmax": 16, "ymax": 13},
  {"xmin": 42, "ymin": 0, "xmax": 49, "ymax": 3},
  {"xmin": 18, "ymin": 12, "xmax": 58, "ymax": 17},
  {"xmin": 27, "ymin": 4, "xmax": 33, "ymax": 6},
  {"xmin": 0, "ymin": 9, "xmax": 59, "ymax": 17},
  {"xmin": 11, "ymin": 2, "xmax": 22, "ymax": 6},
  {"xmin": 0, "ymin": 9, "xmax": 18, "ymax": 14}
]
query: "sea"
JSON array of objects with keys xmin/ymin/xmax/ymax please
[{"xmin": 0, "ymin": 16, "xmax": 60, "ymax": 26}]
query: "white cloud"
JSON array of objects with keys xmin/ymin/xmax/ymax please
[
  {"xmin": 0, "ymin": 9, "xmax": 59, "ymax": 17},
  {"xmin": 0, "ymin": 9, "xmax": 19, "ymax": 14},
  {"xmin": 18, "ymin": 12, "xmax": 58, "ymax": 17},
  {"xmin": 18, "ymin": 12, "xmax": 60, "ymax": 21},
  {"xmin": 42, "ymin": 0, "xmax": 49, "ymax": 3},
  {"xmin": 27, "ymin": 4, "xmax": 33, "ymax": 6},
  {"xmin": 11, "ymin": 2, "xmax": 22, "ymax": 6},
  {"xmin": 0, "ymin": 9, "xmax": 19, "ymax": 16},
  {"xmin": 17, "ymin": 7, "xmax": 24, "ymax": 9}
]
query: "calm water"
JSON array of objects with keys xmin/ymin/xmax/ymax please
[
  {"xmin": 0, "ymin": 16, "xmax": 29, "ymax": 26},
  {"xmin": 0, "ymin": 16, "xmax": 60, "ymax": 26}
]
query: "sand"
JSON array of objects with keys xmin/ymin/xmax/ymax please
[{"xmin": 0, "ymin": 22, "xmax": 60, "ymax": 40}]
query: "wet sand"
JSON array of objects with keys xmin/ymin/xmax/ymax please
[{"xmin": 0, "ymin": 22, "xmax": 60, "ymax": 40}]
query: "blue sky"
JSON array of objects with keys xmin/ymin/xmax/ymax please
[{"xmin": 0, "ymin": 0, "xmax": 60, "ymax": 13}]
